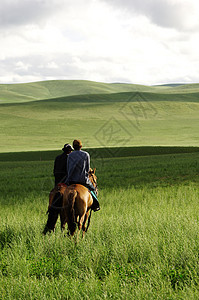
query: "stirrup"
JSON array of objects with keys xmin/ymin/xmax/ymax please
[{"xmin": 90, "ymin": 190, "xmax": 98, "ymax": 201}]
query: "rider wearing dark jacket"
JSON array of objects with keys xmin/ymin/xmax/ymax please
[
  {"xmin": 43, "ymin": 143, "xmax": 73, "ymax": 234},
  {"xmin": 53, "ymin": 144, "xmax": 73, "ymax": 185}
]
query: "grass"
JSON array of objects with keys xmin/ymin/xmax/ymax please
[
  {"xmin": 0, "ymin": 79, "xmax": 199, "ymax": 152},
  {"xmin": 1, "ymin": 149, "xmax": 199, "ymax": 299},
  {"xmin": 0, "ymin": 146, "xmax": 199, "ymax": 162},
  {"xmin": 1, "ymin": 89, "xmax": 199, "ymax": 152},
  {"xmin": 1, "ymin": 79, "xmax": 199, "ymax": 298}
]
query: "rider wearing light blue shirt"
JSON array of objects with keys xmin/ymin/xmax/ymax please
[
  {"xmin": 65, "ymin": 139, "xmax": 100, "ymax": 212},
  {"xmin": 67, "ymin": 148, "xmax": 90, "ymax": 185}
]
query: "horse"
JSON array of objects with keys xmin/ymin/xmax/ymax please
[{"xmin": 43, "ymin": 168, "xmax": 98, "ymax": 237}]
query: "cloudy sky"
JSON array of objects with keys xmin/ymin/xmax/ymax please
[{"xmin": 1, "ymin": 0, "xmax": 199, "ymax": 85}]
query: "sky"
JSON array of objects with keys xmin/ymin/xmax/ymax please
[{"xmin": 0, "ymin": 0, "xmax": 199, "ymax": 85}]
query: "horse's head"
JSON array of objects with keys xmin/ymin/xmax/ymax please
[{"xmin": 88, "ymin": 168, "xmax": 98, "ymax": 195}]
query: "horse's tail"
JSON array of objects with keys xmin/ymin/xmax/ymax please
[
  {"xmin": 48, "ymin": 188, "xmax": 56, "ymax": 211},
  {"xmin": 67, "ymin": 190, "xmax": 77, "ymax": 235}
]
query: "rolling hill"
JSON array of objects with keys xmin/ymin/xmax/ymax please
[
  {"xmin": 0, "ymin": 80, "xmax": 199, "ymax": 152},
  {"xmin": 0, "ymin": 80, "xmax": 154, "ymax": 104},
  {"xmin": 1, "ymin": 80, "xmax": 199, "ymax": 104}
]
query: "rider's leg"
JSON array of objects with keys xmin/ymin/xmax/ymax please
[
  {"xmin": 85, "ymin": 181, "xmax": 100, "ymax": 211},
  {"xmin": 43, "ymin": 192, "xmax": 63, "ymax": 234}
]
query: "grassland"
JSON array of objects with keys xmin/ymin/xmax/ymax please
[
  {"xmin": 1, "ymin": 80, "xmax": 199, "ymax": 298},
  {"xmin": 0, "ymin": 80, "xmax": 199, "ymax": 152},
  {"xmin": 1, "ymin": 149, "xmax": 199, "ymax": 299}
]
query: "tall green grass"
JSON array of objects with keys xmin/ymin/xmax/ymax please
[{"xmin": 1, "ymin": 151, "xmax": 199, "ymax": 299}]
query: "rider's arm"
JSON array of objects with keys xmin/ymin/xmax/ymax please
[{"xmin": 86, "ymin": 152, "xmax": 90, "ymax": 173}]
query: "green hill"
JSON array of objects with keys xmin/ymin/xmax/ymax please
[
  {"xmin": 0, "ymin": 80, "xmax": 152, "ymax": 103},
  {"xmin": 1, "ymin": 80, "xmax": 199, "ymax": 104},
  {"xmin": 0, "ymin": 84, "xmax": 199, "ymax": 152}
]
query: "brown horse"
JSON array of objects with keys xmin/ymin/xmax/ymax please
[{"xmin": 43, "ymin": 168, "xmax": 98, "ymax": 236}]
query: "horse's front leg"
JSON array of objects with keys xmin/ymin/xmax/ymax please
[
  {"xmin": 82, "ymin": 210, "xmax": 92, "ymax": 237},
  {"xmin": 60, "ymin": 210, "xmax": 67, "ymax": 232}
]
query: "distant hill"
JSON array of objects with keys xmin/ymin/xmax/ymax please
[
  {"xmin": 0, "ymin": 79, "xmax": 199, "ymax": 152},
  {"xmin": 155, "ymin": 83, "xmax": 185, "ymax": 87},
  {"xmin": 1, "ymin": 80, "xmax": 199, "ymax": 104},
  {"xmin": 0, "ymin": 80, "xmax": 151, "ymax": 103},
  {"xmin": 1, "ymin": 89, "xmax": 199, "ymax": 152}
]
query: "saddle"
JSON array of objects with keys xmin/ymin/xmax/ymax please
[{"xmin": 57, "ymin": 183, "xmax": 68, "ymax": 188}]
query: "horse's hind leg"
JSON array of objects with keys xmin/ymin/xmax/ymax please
[
  {"xmin": 60, "ymin": 210, "xmax": 66, "ymax": 232},
  {"xmin": 77, "ymin": 210, "xmax": 91, "ymax": 239},
  {"xmin": 77, "ymin": 215, "xmax": 83, "ymax": 231}
]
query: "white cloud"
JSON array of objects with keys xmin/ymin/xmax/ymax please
[
  {"xmin": 103, "ymin": 0, "xmax": 199, "ymax": 31},
  {"xmin": 0, "ymin": 0, "xmax": 199, "ymax": 84}
]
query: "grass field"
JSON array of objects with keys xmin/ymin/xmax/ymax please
[
  {"xmin": 0, "ymin": 80, "xmax": 199, "ymax": 152},
  {"xmin": 1, "ymin": 148, "xmax": 199, "ymax": 299},
  {"xmin": 1, "ymin": 80, "xmax": 199, "ymax": 298}
]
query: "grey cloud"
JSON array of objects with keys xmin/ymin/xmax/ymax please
[
  {"xmin": 0, "ymin": 54, "xmax": 86, "ymax": 83},
  {"xmin": 0, "ymin": 53, "xmax": 131, "ymax": 84},
  {"xmin": 0, "ymin": 0, "xmax": 62, "ymax": 27},
  {"xmin": 103, "ymin": 0, "xmax": 198, "ymax": 31}
]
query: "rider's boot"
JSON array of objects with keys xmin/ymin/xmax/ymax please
[{"xmin": 90, "ymin": 191, "xmax": 100, "ymax": 212}]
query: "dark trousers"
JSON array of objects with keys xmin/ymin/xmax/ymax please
[
  {"xmin": 46, "ymin": 192, "xmax": 63, "ymax": 230},
  {"xmin": 55, "ymin": 175, "xmax": 67, "ymax": 186}
]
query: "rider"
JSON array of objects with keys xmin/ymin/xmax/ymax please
[
  {"xmin": 53, "ymin": 143, "xmax": 73, "ymax": 186},
  {"xmin": 65, "ymin": 139, "xmax": 100, "ymax": 212},
  {"xmin": 43, "ymin": 143, "xmax": 74, "ymax": 234}
]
